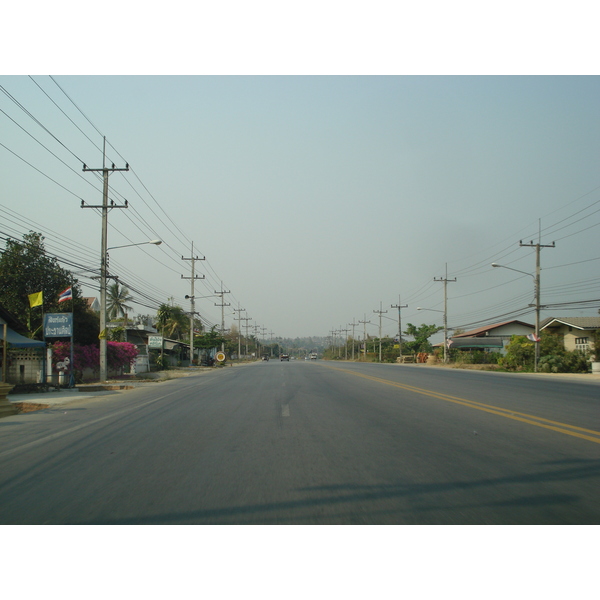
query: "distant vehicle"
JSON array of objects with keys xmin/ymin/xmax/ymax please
[
  {"xmin": 261, "ymin": 354, "xmax": 269, "ymax": 361},
  {"xmin": 310, "ymin": 353, "xmax": 318, "ymax": 360},
  {"xmin": 280, "ymin": 354, "xmax": 290, "ymax": 361}
]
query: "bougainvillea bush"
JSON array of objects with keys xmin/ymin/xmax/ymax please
[{"xmin": 51, "ymin": 341, "xmax": 138, "ymax": 376}]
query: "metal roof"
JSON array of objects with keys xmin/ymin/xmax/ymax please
[
  {"xmin": 541, "ymin": 317, "xmax": 600, "ymax": 331},
  {"xmin": 448, "ymin": 337, "xmax": 504, "ymax": 349},
  {"xmin": 452, "ymin": 320, "xmax": 533, "ymax": 338}
]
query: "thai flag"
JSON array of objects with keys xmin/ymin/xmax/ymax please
[
  {"xmin": 58, "ymin": 287, "xmax": 72, "ymax": 303},
  {"xmin": 527, "ymin": 333, "xmax": 541, "ymax": 342}
]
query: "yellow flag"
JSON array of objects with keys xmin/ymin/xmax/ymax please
[{"xmin": 28, "ymin": 291, "xmax": 43, "ymax": 308}]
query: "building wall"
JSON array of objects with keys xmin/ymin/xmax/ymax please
[
  {"xmin": 4, "ymin": 349, "xmax": 44, "ymax": 384},
  {"xmin": 545, "ymin": 324, "xmax": 597, "ymax": 353},
  {"xmin": 490, "ymin": 324, "xmax": 535, "ymax": 338},
  {"xmin": 133, "ymin": 352, "xmax": 149, "ymax": 374}
]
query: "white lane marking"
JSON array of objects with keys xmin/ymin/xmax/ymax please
[{"xmin": 281, "ymin": 404, "xmax": 290, "ymax": 417}]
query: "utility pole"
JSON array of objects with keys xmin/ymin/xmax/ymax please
[
  {"xmin": 391, "ymin": 296, "xmax": 408, "ymax": 360},
  {"xmin": 520, "ymin": 227, "xmax": 555, "ymax": 372},
  {"xmin": 233, "ymin": 303, "xmax": 246, "ymax": 361},
  {"xmin": 434, "ymin": 264, "xmax": 456, "ymax": 363},
  {"xmin": 261, "ymin": 327, "xmax": 268, "ymax": 356},
  {"xmin": 241, "ymin": 313, "xmax": 252, "ymax": 358},
  {"xmin": 182, "ymin": 242, "xmax": 205, "ymax": 366},
  {"xmin": 373, "ymin": 302, "xmax": 387, "ymax": 362},
  {"xmin": 253, "ymin": 323, "xmax": 261, "ymax": 357},
  {"xmin": 348, "ymin": 319, "xmax": 358, "ymax": 360},
  {"xmin": 214, "ymin": 282, "xmax": 230, "ymax": 353},
  {"xmin": 82, "ymin": 137, "xmax": 129, "ymax": 382},
  {"xmin": 359, "ymin": 314, "xmax": 371, "ymax": 362},
  {"xmin": 329, "ymin": 329, "xmax": 337, "ymax": 357},
  {"xmin": 339, "ymin": 326, "xmax": 350, "ymax": 360}
]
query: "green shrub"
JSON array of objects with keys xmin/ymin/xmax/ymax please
[
  {"xmin": 453, "ymin": 350, "xmax": 502, "ymax": 365},
  {"xmin": 498, "ymin": 335, "xmax": 535, "ymax": 371},
  {"xmin": 538, "ymin": 351, "xmax": 590, "ymax": 373}
]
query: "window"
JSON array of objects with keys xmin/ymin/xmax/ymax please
[{"xmin": 575, "ymin": 337, "xmax": 589, "ymax": 351}]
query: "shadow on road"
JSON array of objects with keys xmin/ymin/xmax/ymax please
[{"xmin": 81, "ymin": 458, "xmax": 600, "ymax": 525}]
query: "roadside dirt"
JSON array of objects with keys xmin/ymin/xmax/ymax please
[{"xmin": 13, "ymin": 402, "xmax": 50, "ymax": 413}]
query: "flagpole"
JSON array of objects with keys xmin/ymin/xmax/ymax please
[{"xmin": 42, "ymin": 290, "xmax": 48, "ymax": 385}]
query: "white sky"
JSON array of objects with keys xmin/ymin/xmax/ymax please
[{"xmin": 2, "ymin": 3, "xmax": 599, "ymax": 343}]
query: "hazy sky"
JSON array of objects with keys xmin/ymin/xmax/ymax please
[{"xmin": 1, "ymin": 75, "xmax": 599, "ymax": 340}]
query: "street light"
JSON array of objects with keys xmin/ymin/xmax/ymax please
[
  {"xmin": 107, "ymin": 240, "xmax": 162, "ymax": 251},
  {"xmin": 417, "ymin": 307, "xmax": 448, "ymax": 363},
  {"xmin": 492, "ymin": 262, "xmax": 541, "ymax": 372},
  {"xmin": 100, "ymin": 239, "xmax": 162, "ymax": 382}
]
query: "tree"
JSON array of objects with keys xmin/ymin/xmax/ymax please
[
  {"xmin": 107, "ymin": 282, "xmax": 134, "ymax": 321},
  {"xmin": 195, "ymin": 326, "xmax": 226, "ymax": 351},
  {"xmin": 0, "ymin": 231, "xmax": 97, "ymax": 341},
  {"xmin": 155, "ymin": 303, "xmax": 173, "ymax": 363},
  {"xmin": 403, "ymin": 323, "xmax": 443, "ymax": 354},
  {"xmin": 163, "ymin": 305, "xmax": 189, "ymax": 340}
]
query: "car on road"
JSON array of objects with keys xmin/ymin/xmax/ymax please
[{"xmin": 280, "ymin": 354, "xmax": 290, "ymax": 361}]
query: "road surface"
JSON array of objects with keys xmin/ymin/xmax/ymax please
[{"xmin": 1, "ymin": 361, "xmax": 598, "ymax": 524}]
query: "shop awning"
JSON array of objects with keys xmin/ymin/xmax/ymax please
[{"xmin": 0, "ymin": 326, "xmax": 46, "ymax": 348}]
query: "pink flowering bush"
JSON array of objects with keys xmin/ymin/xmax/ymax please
[
  {"xmin": 51, "ymin": 341, "xmax": 138, "ymax": 376},
  {"xmin": 106, "ymin": 341, "xmax": 139, "ymax": 370}
]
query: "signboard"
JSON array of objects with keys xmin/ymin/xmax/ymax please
[
  {"xmin": 216, "ymin": 352, "xmax": 226, "ymax": 362},
  {"xmin": 148, "ymin": 335, "xmax": 163, "ymax": 349},
  {"xmin": 44, "ymin": 313, "xmax": 73, "ymax": 338}
]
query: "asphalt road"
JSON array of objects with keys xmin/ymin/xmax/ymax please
[{"xmin": 1, "ymin": 361, "xmax": 599, "ymax": 524}]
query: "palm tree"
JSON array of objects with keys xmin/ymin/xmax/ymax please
[
  {"xmin": 164, "ymin": 305, "xmax": 189, "ymax": 340},
  {"xmin": 156, "ymin": 303, "xmax": 173, "ymax": 363},
  {"xmin": 107, "ymin": 282, "xmax": 134, "ymax": 321}
]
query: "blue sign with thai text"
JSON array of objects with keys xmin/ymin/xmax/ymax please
[{"xmin": 44, "ymin": 313, "xmax": 73, "ymax": 338}]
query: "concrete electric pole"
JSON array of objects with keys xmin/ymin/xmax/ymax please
[
  {"xmin": 348, "ymin": 318, "xmax": 358, "ymax": 360},
  {"xmin": 233, "ymin": 303, "xmax": 246, "ymax": 360},
  {"xmin": 82, "ymin": 137, "xmax": 129, "ymax": 382},
  {"xmin": 182, "ymin": 242, "xmax": 205, "ymax": 366},
  {"xmin": 373, "ymin": 302, "xmax": 388, "ymax": 362},
  {"xmin": 434, "ymin": 264, "xmax": 456, "ymax": 363},
  {"xmin": 520, "ymin": 231, "xmax": 555, "ymax": 372},
  {"xmin": 391, "ymin": 296, "xmax": 408, "ymax": 360},
  {"xmin": 214, "ymin": 282, "xmax": 230, "ymax": 353},
  {"xmin": 359, "ymin": 314, "xmax": 371, "ymax": 362}
]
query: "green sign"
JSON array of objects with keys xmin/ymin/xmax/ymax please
[{"xmin": 148, "ymin": 335, "xmax": 163, "ymax": 349}]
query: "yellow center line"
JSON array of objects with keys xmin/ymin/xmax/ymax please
[{"xmin": 323, "ymin": 365, "xmax": 600, "ymax": 445}]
